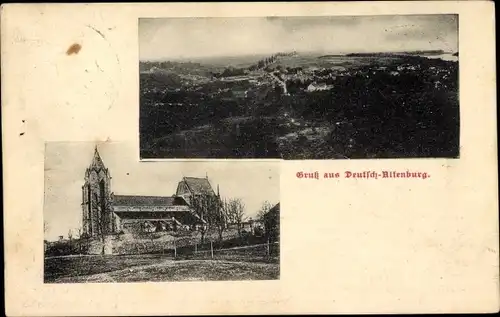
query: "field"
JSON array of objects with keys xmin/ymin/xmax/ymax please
[
  {"xmin": 45, "ymin": 254, "xmax": 279, "ymax": 283},
  {"xmin": 45, "ymin": 235, "xmax": 280, "ymax": 283},
  {"xmin": 140, "ymin": 53, "xmax": 459, "ymax": 159}
]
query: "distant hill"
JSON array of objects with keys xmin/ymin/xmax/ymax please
[
  {"xmin": 318, "ymin": 54, "xmax": 346, "ymax": 59},
  {"xmin": 139, "ymin": 60, "xmax": 217, "ymax": 76},
  {"xmin": 345, "ymin": 50, "xmax": 447, "ymax": 57},
  {"xmin": 140, "ymin": 71, "xmax": 182, "ymax": 88}
]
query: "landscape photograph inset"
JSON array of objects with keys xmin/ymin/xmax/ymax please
[{"xmin": 139, "ymin": 15, "xmax": 459, "ymax": 159}]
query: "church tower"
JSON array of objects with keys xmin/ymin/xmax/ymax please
[{"xmin": 81, "ymin": 147, "xmax": 115, "ymax": 237}]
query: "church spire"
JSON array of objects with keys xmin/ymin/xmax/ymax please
[
  {"xmin": 217, "ymin": 184, "xmax": 220, "ymax": 197},
  {"xmin": 89, "ymin": 146, "xmax": 106, "ymax": 171}
]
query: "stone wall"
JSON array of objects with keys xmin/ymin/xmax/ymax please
[
  {"xmin": 83, "ymin": 229, "xmax": 239, "ymax": 255},
  {"xmin": 111, "ymin": 232, "xmax": 176, "ymax": 255}
]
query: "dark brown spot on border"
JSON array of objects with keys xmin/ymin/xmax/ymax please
[{"xmin": 66, "ymin": 43, "xmax": 82, "ymax": 55}]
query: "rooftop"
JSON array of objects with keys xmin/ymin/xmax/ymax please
[
  {"xmin": 113, "ymin": 195, "xmax": 188, "ymax": 207},
  {"xmin": 181, "ymin": 177, "xmax": 216, "ymax": 195}
]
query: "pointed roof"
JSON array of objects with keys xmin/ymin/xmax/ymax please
[
  {"xmin": 89, "ymin": 146, "xmax": 106, "ymax": 171},
  {"xmin": 181, "ymin": 177, "xmax": 215, "ymax": 195}
]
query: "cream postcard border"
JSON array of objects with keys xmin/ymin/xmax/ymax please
[{"xmin": 2, "ymin": 2, "xmax": 498, "ymax": 316}]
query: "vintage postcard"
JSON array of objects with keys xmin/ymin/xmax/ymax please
[{"xmin": 2, "ymin": 2, "xmax": 498, "ymax": 316}]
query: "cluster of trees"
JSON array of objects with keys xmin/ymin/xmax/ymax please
[
  {"xmin": 44, "ymin": 223, "xmax": 89, "ymax": 257},
  {"xmin": 190, "ymin": 194, "xmax": 279, "ymax": 245},
  {"xmin": 140, "ymin": 60, "xmax": 177, "ymax": 71},
  {"xmin": 190, "ymin": 194, "xmax": 247, "ymax": 244},
  {"xmin": 140, "ymin": 71, "xmax": 183, "ymax": 90},
  {"xmin": 286, "ymin": 78, "xmax": 314, "ymax": 94},
  {"xmin": 248, "ymin": 51, "xmax": 297, "ymax": 71},
  {"xmin": 212, "ymin": 67, "xmax": 246, "ymax": 78},
  {"xmin": 212, "ymin": 64, "xmax": 302, "ymax": 80},
  {"xmin": 283, "ymin": 59, "xmax": 459, "ymax": 158},
  {"xmin": 139, "ymin": 78, "xmax": 284, "ymax": 154},
  {"xmin": 211, "ymin": 51, "xmax": 298, "ymax": 77},
  {"xmin": 139, "ymin": 60, "xmax": 209, "ymax": 76},
  {"xmin": 140, "ymin": 90, "xmax": 246, "ymax": 148}
]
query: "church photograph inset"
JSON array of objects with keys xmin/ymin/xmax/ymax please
[{"xmin": 43, "ymin": 142, "xmax": 280, "ymax": 283}]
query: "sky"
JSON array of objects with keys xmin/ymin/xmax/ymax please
[
  {"xmin": 139, "ymin": 15, "xmax": 458, "ymax": 60},
  {"xmin": 43, "ymin": 142, "xmax": 280, "ymax": 241}
]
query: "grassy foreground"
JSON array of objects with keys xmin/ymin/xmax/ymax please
[{"xmin": 44, "ymin": 255, "xmax": 279, "ymax": 283}]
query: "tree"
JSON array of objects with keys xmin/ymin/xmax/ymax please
[
  {"xmin": 44, "ymin": 221, "xmax": 49, "ymax": 234},
  {"xmin": 257, "ymin": 201, "xmax": 273, "ymax": 221},
  {"xmin": 212, "ymin": 198, "xmax": 228, "ymax": 243},
  {"xmin": 67, "ymin": 229, "xmax": 74, "ymax": 254},
  {"xmin": 225, "ymin": 198, "xmax": 246, "ymax": 238},
  {"xmin": 191, "ymin": 193, "xmax": 219, "ymax": 244},
  {"xmin": 77, "ymin": 228, "xmax": 84, "ymax": 254}
]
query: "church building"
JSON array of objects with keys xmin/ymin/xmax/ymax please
[{"xmin": 81, "ymin": 148, "xmax": 215, "ymax": 237}]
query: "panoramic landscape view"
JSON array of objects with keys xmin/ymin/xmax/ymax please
[
  {"xmin": 44, "ymin": 143, "xmax": 280, "ymax": 283},
  {"xmin": 139, "ymin": 15, "xmax": 459, "ymax": 159}
]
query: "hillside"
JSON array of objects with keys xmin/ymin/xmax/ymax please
[{"xmin": 140, "ymin": 53, "xmax": 459, "ymax": 159}]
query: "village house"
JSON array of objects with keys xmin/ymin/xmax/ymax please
[
  {"xmin": 307, "ymin": 82, "xmax": 334, "ymax": 92},
  {"xmin": 81, "ymin": 148, "xmax": 214, "ymax": 238}
]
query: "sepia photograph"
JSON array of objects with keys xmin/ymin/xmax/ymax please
[
  {"xmin": 139, "ymin": 15, "xmax": 459, "ymax": 160},
  {"xmin": 43, "ymin": 142, "xmax": 280, "ymax": 283}
]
